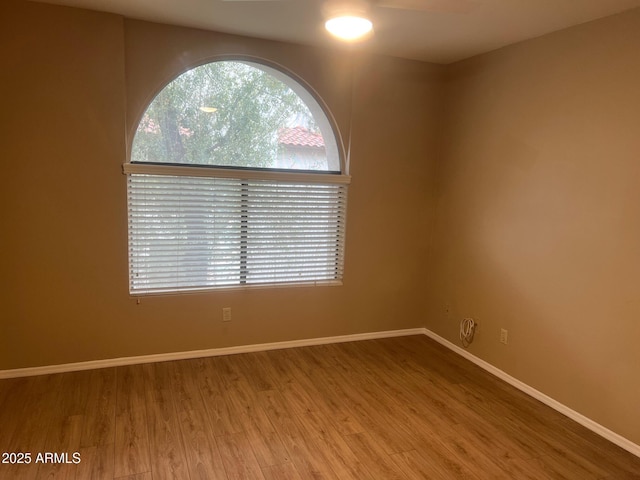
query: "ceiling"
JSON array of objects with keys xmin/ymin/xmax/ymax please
[{"xmin": 29, "ymin": 0, "xmax": 640, "ymax": 64}]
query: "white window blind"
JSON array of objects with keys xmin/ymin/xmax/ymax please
[{"xmin": 127, "ymin": 170, "xmax": 348, "ymax": 294}]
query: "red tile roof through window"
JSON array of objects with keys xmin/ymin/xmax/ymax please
[{"xmin": 278, "ymin": 126, "xmax": 324, "ymax": 148}]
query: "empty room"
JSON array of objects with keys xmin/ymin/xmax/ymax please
[{"xmin": 1, "ymin": 0, "xmax": 640, "ymax": 478}]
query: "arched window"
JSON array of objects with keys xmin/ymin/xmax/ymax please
[{"xmin": 124, "ymin": 60, "xmax": 350, "ymax": 294}]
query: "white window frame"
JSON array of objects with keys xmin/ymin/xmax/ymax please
[{"xmin": 124, "ymin": 59, "xmax": 350, "ymax": 295}]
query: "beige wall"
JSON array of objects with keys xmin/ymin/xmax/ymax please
[
  {"xmin": 427, "ymin": 9, "xmax": 640, "ymax": 444},
  {"xmin": 0, "ymin": 1, "xmax": 442, "ymax": 369},
  {"xmin": 1, "ymin": 1, "xmax": 128, "ymax": 369}
]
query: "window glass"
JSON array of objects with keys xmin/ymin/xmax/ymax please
[
  {"xmin": 132, "ymin": 61, "xmax": 339, "ymax": 172},
  {"xmin": 126, "ymin": 60, "xmax": 348, "ymax": 294}
]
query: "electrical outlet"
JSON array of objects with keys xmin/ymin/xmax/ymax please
[
  {"xmin": 500, "ymin": 328, "xmax": 508, "ymax": 344},
  {"xmin": 222, "ymin": 307, "xmax": 232, "ymax": 322}
]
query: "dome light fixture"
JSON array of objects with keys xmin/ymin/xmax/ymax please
[{"xmin": 325, "ymin": 15, "xmax": 373, "ymax": 41}]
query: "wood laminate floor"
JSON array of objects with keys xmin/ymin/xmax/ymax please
[{"xmin": 0, "ymin": 335, "xmax": 638, "ymax": 479}]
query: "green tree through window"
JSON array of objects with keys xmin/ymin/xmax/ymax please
[{"xmin": 132, "ymin": 61, "xmax": 318, "ymax": 169}]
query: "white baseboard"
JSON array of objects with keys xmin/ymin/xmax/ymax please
[
  {"xmin": 1, "ymin": 325, "xmax": 638, "ymax": 459},
  {"xmin": 0, "ymin": 328, "xmax": 424, "ymax": 380},
  {"xmin": 421, "ymin": 327, "xmax": 640, "ymax": 459}
]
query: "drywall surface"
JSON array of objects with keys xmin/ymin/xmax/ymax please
[
  {"xmin": 428, "ymin": 9, "xmax": 640, "ymax": 444},
  {"xmin": 1, "ymin": 0, "xmax": 127, "ymax": 369}
]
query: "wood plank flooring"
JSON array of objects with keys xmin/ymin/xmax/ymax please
[{"xmin": 0, "ymin": 335, "xmax": 639, "ymax": 479}]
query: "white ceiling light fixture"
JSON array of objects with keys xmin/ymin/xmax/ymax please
[
  {"xmin": 325, "ymin": 15, "xmax": 373, "ymax": 41},
  {"xmin": 323, "ymin": 0, "xmax": 374, "ymax": 42}
]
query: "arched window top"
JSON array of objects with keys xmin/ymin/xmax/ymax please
[{"xmin": 131, "ymin": 60, "xmax": 341, "ymax": 173}]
